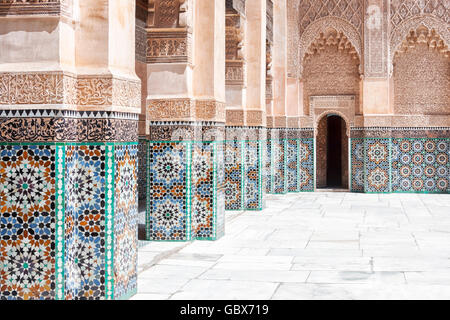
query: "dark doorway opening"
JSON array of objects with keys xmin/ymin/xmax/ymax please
[
  {"xmin": 316, "ymin": 114, "xmax": 348, "ymax": 190},
  {"xmin": 327, "ymin": 115, "xmax": 342, "ymax": 187}
]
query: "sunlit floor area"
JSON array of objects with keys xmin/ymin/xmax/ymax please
[{"xmin": 133, "ymin": 192, "xmax": 450, "ymax": 300}]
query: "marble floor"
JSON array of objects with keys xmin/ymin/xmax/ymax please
[{"xmin": 132, "ymin": 192, "xmax": 450, "ymax": 300}]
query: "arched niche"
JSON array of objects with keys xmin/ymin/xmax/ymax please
[
  {"xmin": 390, "ymin": 15, "xmax": 450, "ymax": 75},
  {"xmin": 393, "ymin": 24, "xmax": 449, "ymax": 116},
  {"xmin": 298, "ymin": 17, "xmax": 363, "ymax": 77}
]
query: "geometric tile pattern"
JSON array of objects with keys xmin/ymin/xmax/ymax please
[
  {"xmin": 0, "ymin": 142, "xmax": 138, "ymax": 300},
  {"xmin": 351, "ymin": 137, "xmax": 448, "ymax": 194},
  {"xmin": 266, "ymin": 139, "xmax": 273, "ymax": 193},
  {"xmin": 192, "ymin": 142, "xmax": 216, "ymax": 239},
  {"xmin": 272, "ymin": 139, "xmax": 288, "ymax": 194},
  {"xmin": 64, "ymin": 145, "xmax": 106, "ymax": 300},
  {"xmin": 137, "ymin": 139, "xmax": 147, "ymax": 201},
  {"xmin": 266, "ymin": 138, "xmax": 315, "ymax": 194},
  {"xmin": 299, "ymin": 139, "xmax": 315, "ymax": 192},
  {"xmin": 287, "ymin": 139, "xmax": 300, "ymax": 192},
  {"xmin": 113, "ymin": 144, "xmax": 138, "ymax": 299},
  {"xmin": 350, "ymin": 138, "xmax": 364, "ymax": 192},
  {"xmin": 224, "ymin": 140, "xmax": 264, "ymax": 211},
  {"xmin": 392, "ymin": 138, "xmax": 449, "ymax": 193},
  {"xmin": 0, "ymin": 144, "xmax": 56, "ymax": 300},
  {"xmin": 244, "ymin": 140, "xmax": 264, "ymax": 210},
  {"xmin": 146, "ymin": 142, "xmax": 189, "ymax": 241},
  {"xmin": 145, "ymin": 141, "xmax": 225, "ymax": 241},
  {"xmin": 364, "ymin": 139, "xmax": 391, "ymax": 193},
  {"xmin": 224, "ymin": 140, "xmax": 243, "ymax": 210}
]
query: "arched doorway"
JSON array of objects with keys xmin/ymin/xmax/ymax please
[{"xmin": 316, "ymin": 114, "xmax": 349, "ymax": 189}]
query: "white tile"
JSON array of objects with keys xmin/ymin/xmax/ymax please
[
  {"xmin": 170, "ymin": 280, "xmax": 278, "ymax": 300},
  {"xmin": 307, "ymin": 271, "xmax": 406, "ymax": 284}
]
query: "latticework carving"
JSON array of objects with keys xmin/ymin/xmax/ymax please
[
  {"xmin": 298, "ymin": 0, "xmax": 363, "ymax": 37},
  {"xmin": 390, "ymin": 0, "xmax": 449, "ymax": 30}
]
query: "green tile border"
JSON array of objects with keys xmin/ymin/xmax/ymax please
[
  {"xmin": 54, "ymin": 144, "xmax": 65, "ymax": 300},
  {"xmin": 104, "ymin": 143, "xmax": 115, "ymax": 299}
]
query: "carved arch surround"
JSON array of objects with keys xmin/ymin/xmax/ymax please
[
  {"xmin": 390, "ymin": 15, "xmax": 450, "ymax": 74},
  {"xmin": 299, "ymin": 17, "xmax": 363, "ymax": 77},
  {"xmin": 315, "ymin": 110, "xmax": 351, "ymax": 137}
]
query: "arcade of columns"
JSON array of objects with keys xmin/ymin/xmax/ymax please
[{"xmin": 0, "ymin": 0, "xmax": 448, "ymax": 300}]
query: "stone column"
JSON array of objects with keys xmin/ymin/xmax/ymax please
[
  {"xmin": 0, "ymin": 0, "xmax": 140, "ymax": 300},
  {"xmin": 224, "ymin": 0, "xmax": 246, "ymax": 211},
  {"xmin": 224, "ymin": 0, "xmax": 266, "ymax": 212},
  {"xmin": 268, "ymin": 0, "xmax": 288, "ymax": 194},
  {"xmin": 243, "ymin": 0, "xmax": 266, "ymax": 210},
  {"xmin": 286, "ymin": 78, "xmax": 301, "ymax": 192},
  {"xmin": 264, "ymin": 0, "xmax": 274, "ymax": 194},
  {"xmin": 143, "ymin": 0, "xmax": 226, "ymax": 241}
]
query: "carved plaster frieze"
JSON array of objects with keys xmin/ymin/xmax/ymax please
[
  {"xmin": 226, "ymin": 109, "xmax": 245, "ymax": 126},
  {"xmin": 0, "ymin": 109, "xmax": 138, "ymax": 142},
  {"xmin": 195, "ymin": 100, "xmax": 226, "ymax": 122},
  {"xmin": 146, "ymin": 29, "xmax": 191, "ymax": 63},
  {"xmin": 226, "ymin": 61, "xmax": 245, "ymax": 85},
  {"xmin": 0, "ymin": 0, "xmax": 60, "ymax": 16},
  {"xmin": 148, "ymin": 98, "xmax": 226, "ymax": 123},
  {"xmin": 0, "ymin": 72, "xmax": 140, "ymax": 110}
]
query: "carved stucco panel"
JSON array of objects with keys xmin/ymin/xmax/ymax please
[{"xmin": 299, "ymin": 17, "xmax": 363, "ymax": 77}]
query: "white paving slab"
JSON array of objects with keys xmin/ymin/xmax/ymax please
[{"xmin": 136, "ymin": 191, "xmax": 450, "ymax": 300}]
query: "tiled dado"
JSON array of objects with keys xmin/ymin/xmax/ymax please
[
  {"xmin": 224, "ymin": 127, "xmax": 266, "ymax": 211},
  {"xmin": 145, "ymin": 140, "xmax": 225, "ymax": 241},
  {"xmin": 350, "ymin": 128, "xmax": 449, "ymax": 194},
  {"xmin": 266, "ymin": 129, "xmax": 315, "ymax": 194},
  {"xmin": 0, "ymin": 142, "xmax": 138, "ymax": 300}
]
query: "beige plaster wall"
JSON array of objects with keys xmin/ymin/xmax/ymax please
[
  {"xmin": 245, "ymin": 0, "xmax": 266, "ymax": 111},
  {"xmin": 0, "ymin": 17, "xmax": 60, "ymax": 71},
  {"xmin": 286, "ymin": 77, "xmax": 299, "ymax": 117},
  {"xmin": 109, "ymin": 0, "xmax": 136, "ymax": 78},
  {"xmin": 272, "ymin": 0, "xmax": 287, "ymax": 117},
  {"xmin": 193, "ymin": 0, "xmax": 225, "ymax": 102},
  {"xmin": 75, "ymin": 0, "xmax": 109, "ymax": 73},
  {"xmin": 147, "ymin": 63, "xmax": 192, "ymax": 98},
  {"xmin": 362, "ymin": 79, "xmax": 390, "ymax": 115}
]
